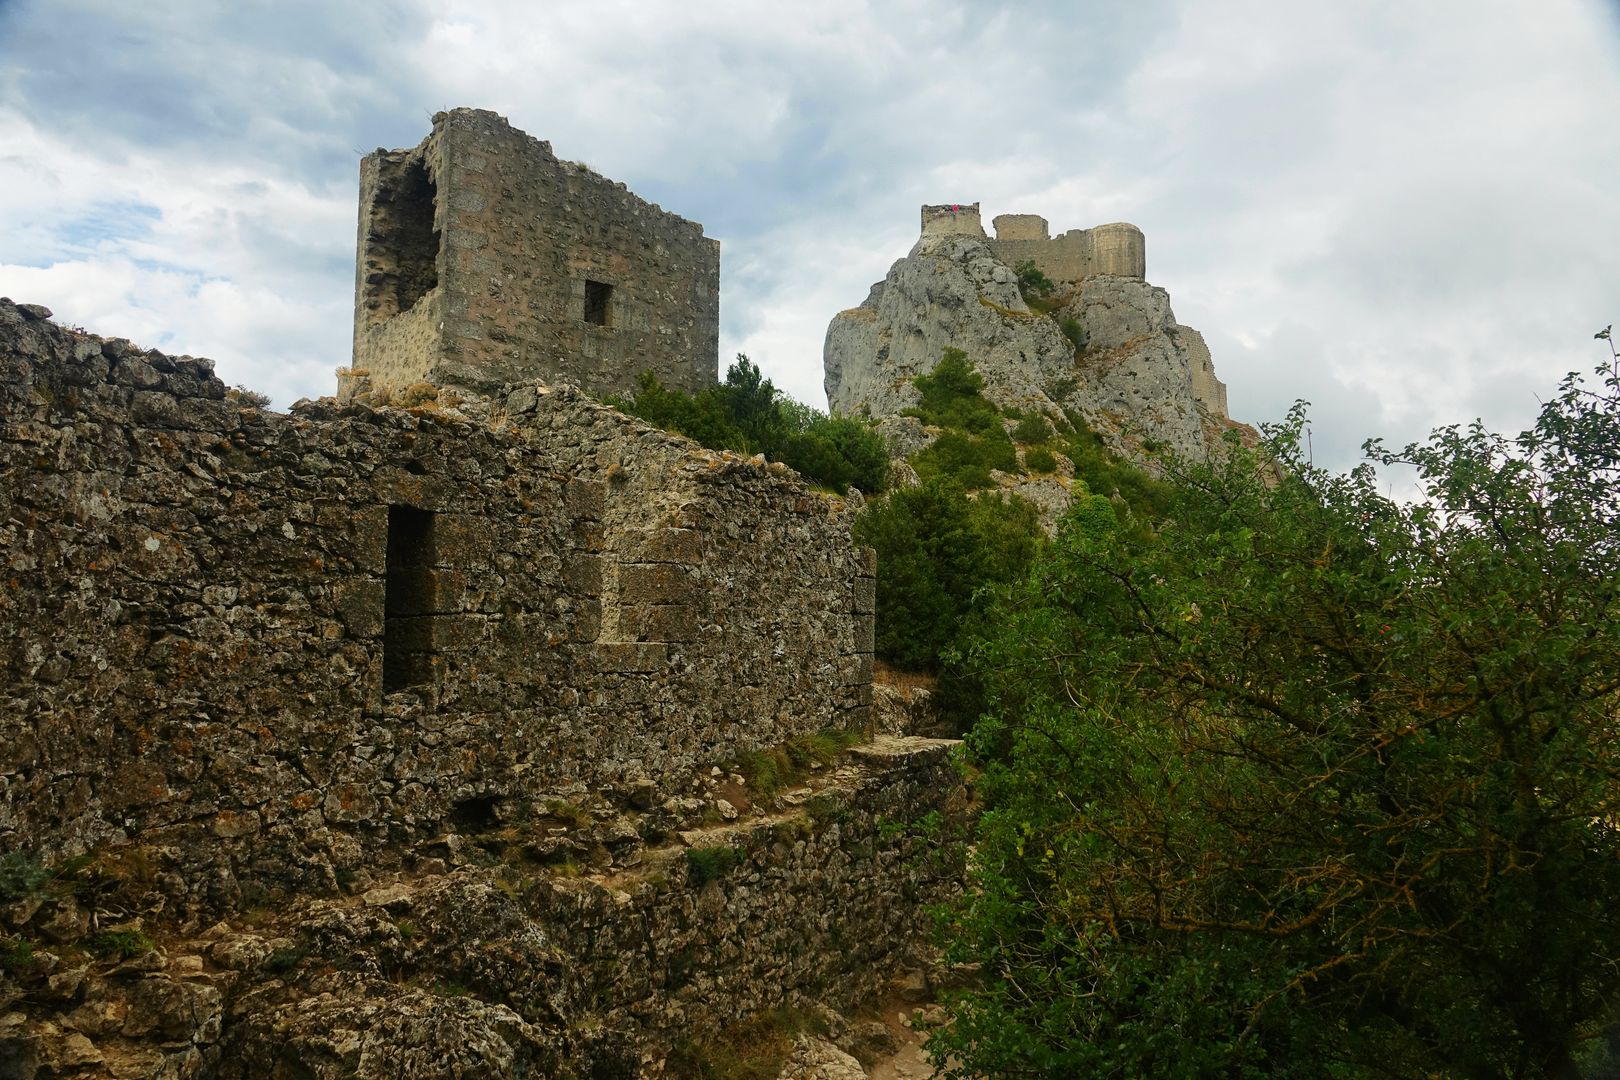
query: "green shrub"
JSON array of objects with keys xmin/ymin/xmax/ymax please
[
  {"xmin": 1023, "ymin": 446, "xmax": 1059, "ymax": 473},
  {"xmin": 1061, "ymin": 414, "xmax": 1172, "ymax": 526},
  {"xmin": 853, "ymin": 481, "xmax": 1044, "ymax": 672},
  {"xmin": 0, "ymin": 936, "xmax": 36, "ymax": 976},
  {"xmin": 686, "ymin": 845, "xmax": 745, "ymax": 887},
  {"xmin": 612, "ymin": 356, "xmax": 887, "ymax": 494},
  {"xmin": 1045, "ymin": 376, "xmax": 1080, "ymax": 402},
  {"xmin": 1014, "ymin": 260, "xmax": 1055, "ymax": 302},
  {"xmin": 0, "ymin": 853, "xmax": 52, "ymax": 902},
  {"xmin": 777, "ymin": 415, "xmax": 889, "ymax": 494},
  {"xmin": 908, "ymin": 348, "xmax": 1002, "ymax": 435},
  {"xmin": 1011, "ymin": 413, "xmax": 1053, "ymax": 445},
  {"xmin": 912, "ymin": 428, "xmax": 1018, "ymax": 489},
  {"xmin": 87, "ymin": 929, "xmax": 153, "ymax": 961},
  {"xmin": 1059, "ymin": 316, "xmax": 1086, "ymax": 351}
]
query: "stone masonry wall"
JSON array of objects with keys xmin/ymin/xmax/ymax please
[
  {"xmin": 211, "ymin": 739, "xmax": 964, "ymax": 1077},
  {"xmin": 919, "ymin": 202, "xmax": 984, "ymax": 238},
  {"xmin": 987, "ymin": 217, "xmax": 1146, "ymax": 281},
  {"xmin": 1, "ymin": 734, "xmax": 965, "ymax": 1078},
  {"xmin": 0, "ymin": 300, "xmax": 868, "ymax": 920},
  {"xmin": 353, "ymin": 109, "xmax": 720, "ymax": 403}
]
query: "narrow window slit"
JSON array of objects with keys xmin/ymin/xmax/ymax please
[{"xmin": 383, "ymin": 505, "xmax": 436, "ymax": 692}]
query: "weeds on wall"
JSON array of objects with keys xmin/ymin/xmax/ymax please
[
  {"xmin": 86, "ymin": 929, "xmax": 154, "ymax": 961},
  {"xmin": 686, "ymin": 845, "xmax": 746, "ymax": 887},
  {"xmin": 736, "ymin": 728, "xmax": 863, "ymax": 799}
]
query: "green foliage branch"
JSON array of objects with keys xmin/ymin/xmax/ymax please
[
  {"xmin": 932, "ymin": 352, "xmax": 1620, "ymax": 1078},
  {"xmin": 853, "ymin": 479, "xmax": 1042, "ymax": 675}
]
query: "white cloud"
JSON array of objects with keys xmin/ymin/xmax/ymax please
[{"xmin": 0, "ymin": 0, "xmax": 1616, "ymax": 457}]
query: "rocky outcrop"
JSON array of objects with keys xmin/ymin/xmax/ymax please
[
  {"xmin": 824, "ymin": 232, "xmax": 1250, "ymax": 468},
  {"xmin": 1053, "ymin": 275, "xmax": 1233, "ymax": 461},
  {"xmin": 823, "ymin": 234, "xmax": 1074, "ymax": 422}
]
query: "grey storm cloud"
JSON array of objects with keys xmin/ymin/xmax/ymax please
[{"xmin": 1, "ymin": 0, "xmax": 1618, "ymax": 481}]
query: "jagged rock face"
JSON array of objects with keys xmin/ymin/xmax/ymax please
[
  {"xmin": 824, "ymin": 235, "xmax": 1076, "ymax": 420},
  {"xmin": 1055, "ymin": 275, "xmax": 1234, "ymax": 462},
  {"xmin": 824, "ymin": 237, "xmax": 1243, "ymax": 467}
]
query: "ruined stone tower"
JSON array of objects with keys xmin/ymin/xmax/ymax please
[{"xmin": 350, "ymin": 108, "xmax": 720, "ymax": 402}]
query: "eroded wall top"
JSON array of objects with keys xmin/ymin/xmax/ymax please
[{"xmin": 920, "ymin": 202, "xmax": 986, "ymax": 238}]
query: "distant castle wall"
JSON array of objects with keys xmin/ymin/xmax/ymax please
[
  {"xmin": 353, "ymin": 109, "xmax": 720, "ymax": 403},
  {"xmin": 985, "ymin": 213, "xmax": 1146, "ymax": 281},
  {"xmin": 920, "ymin": 202, "xmax": 986, "ymax": 238}
]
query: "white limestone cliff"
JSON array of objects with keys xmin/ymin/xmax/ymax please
[{"xmin": 823, "ymin": 230, "xmax": 1249, "ymax": 469}]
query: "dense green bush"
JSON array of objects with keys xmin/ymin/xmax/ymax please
[
  {"xmin": 1011, "ymin": 413, "xmax": 1052, "ymax": 444},
  {"xmin": 907, "ymin": 348, "xmax": 1002, "ymax": 435},
  {"xmin": 1059, "ymin": 410, "xmax": 1172, "ymax": 524},
  {"xmin": 1059, "ymin": 315, "xmax": 1086, "ymax": 351},
  {"xmin": 686, "ymin": 845, "xmax": 745, "ymax": 887},
  {"xmin": 935, "ymin": 355, "xmax": 1620, "ymax": 1077},
  {"xmin": 912, "ymin": 429, "xmax": 1018, "ymax": 489},
  {"xmin": 904, "ymin": 348, "xmax": 1020, "ymax": 489},
  {"xmin": 1014, "ymin": 260, "xmax": 1056, "ymax": 304},
  {"xmin": 1022, "ymin": 445, "xmax": 1058, "ymax": 473},
  {"xmin": 852, "ymin": 480, "xmax": 1043, "ymax": 672},
  {"xmin": 612, "ymin": 356, "xmax": 888, "ymax": 494}
]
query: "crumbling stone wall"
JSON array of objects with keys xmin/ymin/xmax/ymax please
[
  {"xmin": 1, "ymin": 735, "xmax": 964, "ymax": 1078},
  {"xmin": 212, "ymin": 739, "xmax": 964, "ymax": 1078},
  {"xmin": 987, "ymin": 213, "xmax": 1146, "ymax": 281},
  {"xmin": 919, "ymin": 202, "xmax": 985, "ymax": 238},
  {"xmin": 0, "ymin": 300, "xmax": 869, "ymax": 918},
  {"xmin": 352, "ymin": 109, "xmax": 720, "ymax": 403}
]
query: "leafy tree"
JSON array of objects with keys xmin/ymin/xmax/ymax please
[
  {"xmin": 852, "ymin": 480, "xmax": 1042, "ymax": 672},
  {"xmin": 615, "ymin": 370, "xmax": 746, "ymax": 452},
  {"xmin": 908, "ymin": 348, "xmax": 1003, "ymax": 435},
  {"xmin": 935, "ymin": 355, "xmax": 1620, "ymax": 1079}
]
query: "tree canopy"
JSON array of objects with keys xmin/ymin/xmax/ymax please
[{"xmin": 934, "ymin": 355, "xmax": 1620, "ymax": 1078}]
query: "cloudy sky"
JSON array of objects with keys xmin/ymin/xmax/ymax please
[{"xmin": 2, "ymin": 0, "xmax": 1618, "ymax": 477}]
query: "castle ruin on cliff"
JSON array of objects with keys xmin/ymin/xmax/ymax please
[{"xmin": 920, "ymin": 201, "xmax": 1147, "ymax": 281}]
